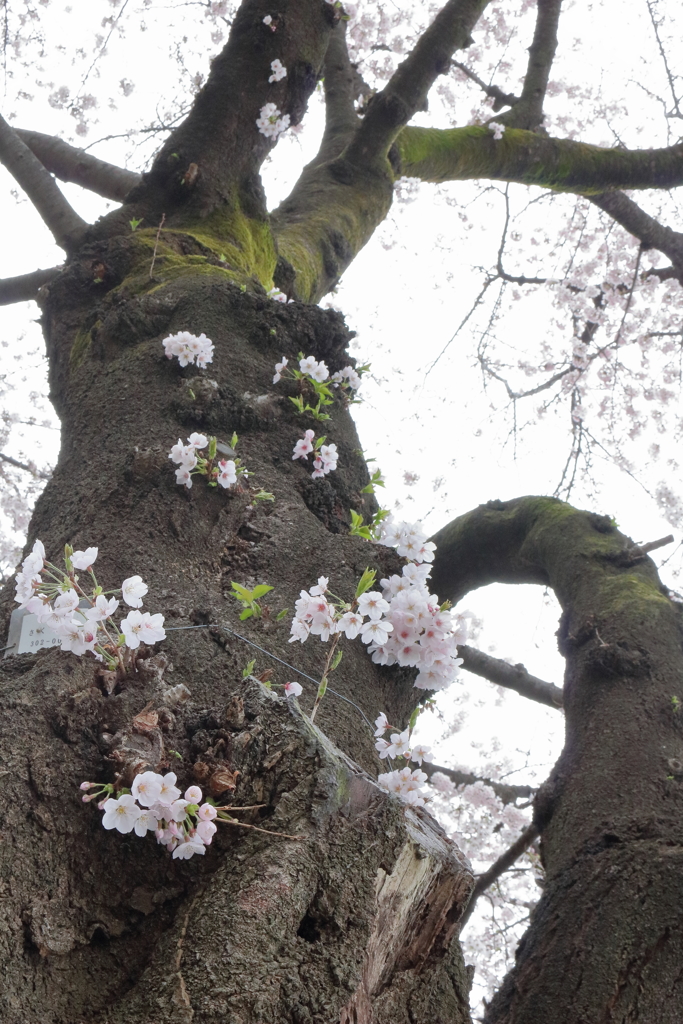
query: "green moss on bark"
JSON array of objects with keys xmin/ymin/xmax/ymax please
[{"xmin": 396, "ymin": 125, "xmax": 683, "ymax": 193}]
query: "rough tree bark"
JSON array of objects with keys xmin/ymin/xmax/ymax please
[
  {"xmin": 431, "ymin": 498, "xmax": 683, "ymax": 1023},
  {"xmin": 3, "ymin": 0, "xmax": 683, "ymax": 1021}
]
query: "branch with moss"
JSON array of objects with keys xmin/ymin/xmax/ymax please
[
  {"xmin": 346, "ymin": 0, "xmax": 491, "ymax": 166},
  {"xmin": 395, "ymin": 126, "xmax": 683, "ymax": 193},
  {"xmin": 315, "ymin": 23, "xmax": 360, "ymax": 165},
  {"xmin": 274, "ymin": 119, "xmax": 683, "ymax": 302},
  {"xmin": 0, "ymin": 114, "xmax": 89, "ymax": 252},
  {"xmin": 0, "ymin": 266, "xmax": 62, "ymax": 306},
  {"xmin": 15, "ymin": 129, "xmax": 141, "ymax": 202},
  {"xmin": 122, "ymin": 0, "xmax": 335, "ymax": 226},
  {"xmin": 272, "ymin": 0, "xmax": 491, "ymax": 302}
]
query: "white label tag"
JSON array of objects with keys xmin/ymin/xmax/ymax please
[{"xmin": 16, "ymin": 614, "xmax": 61, "ymax": 654}]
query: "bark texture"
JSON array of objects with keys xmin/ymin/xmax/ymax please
[
  {"xmin": 0, "ymin": 229, "xmax": 475, "ymax": 1023},
  {"xmin": 431, "ymin": 497, "xmax": 683, "ymax": 1024}
]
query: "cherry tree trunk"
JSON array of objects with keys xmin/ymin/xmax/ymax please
[
  {"xmin": 431, "ymin": 499, "xmax": 683, "ymax": 1024},
  {"xmin": 0, "ymin": 239, "xmax": 474, "ymax": 1023}
]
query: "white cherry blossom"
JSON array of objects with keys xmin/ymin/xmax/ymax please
[
  {"xmin": 268, "ymin": 59, "xmax": 287, "ymax": 83},
  {"xmin": 121, "ymin": 575, "xmax": 148, "ymax": 608},
  {"xmin": 102, "ymin": 795, "xmax": 142, "ymax": 834}
]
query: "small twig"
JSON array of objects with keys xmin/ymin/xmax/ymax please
[
  {"xmin": 450, "ymin": 60, "xmax": 519, "ymax": 110},
  {"xmin": 594, "ymin": 628, "xmax": 609, "ymax": 648},
  {"xmin": 150, "ymin": 213, "xmax": 166, "ymax": 279},
  {"xmin": 310, "ymin": 632, "xmax": 341, "ymax": 723},
  {"xmin": 219, "ymin": 818, "xmax": 305, "ymax": 840},
  {"xmin": 215, "ymin": 803, "xmax": 267, "ymax": 812},
  {"xmin": 0, "ymin": 451, "xmax": 51, "ymax": 480}
]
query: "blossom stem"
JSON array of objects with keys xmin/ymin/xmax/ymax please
[
  {"xmin": 214, "ymin": 803, "xmax": 267, "ymax": 812},
  {"xmin": 218, "ymin": 817, "xmax": 305, "ymax": 840},
  {"xmin": 310, "ymin": 632, "xmax": 341, "ymax": 723}
]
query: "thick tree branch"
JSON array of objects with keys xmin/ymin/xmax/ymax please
[
  {"xmin": 590, "ymin": 190, "xmax": 683, "ymax": 277},
  {"xmin": 314, "ymin": 23, "xmax": 360, "ymax": 165},
  {"xmin": 122, "ymin": 0, "xmax": 335, "ymax": 226},
  {"xmin": 15, "ymin": 129, "xmax": 140, "ymax": 202},
  {"xmin": 395, "ymin": 126, "xmax": 683, "ymax": 192},
  {"xmin": 0, "ymin": 266, "xmax": 62, "ymax": 306},
  {"xmin": 273, "ymin": 0, "xmax": 491, "ymax": 300},
  {"xmin": 459, "ymin": 822, "xmax": 540, "ymax": 930},
  {"xmin": 345, "ymin": 0, "xmax": 491, "ymax": 167},
  {"xmin": 459, "ymin": 644, "xmax": 563, "ymax": 709},
  {"xmin": 423, "ymin": 761, "xmax": 536, "ymax": 806},
  {"xmin": 0, "ymin": 114, "xmax": 88, "ymax": 252},
  {"xmin": 498, "ymin": 0, "xmax": 562, "ymax": 130}
]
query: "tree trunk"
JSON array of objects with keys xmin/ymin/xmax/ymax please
[
  {"xmin": 0, "ymin": 235, "xmax": 474, "ymax": 1023},
  {"xmin": 431, "ymin": 498, "xmax": 683, "ymax": 1024}
]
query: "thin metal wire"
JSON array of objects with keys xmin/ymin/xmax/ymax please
[{"xmin": 165, "ymin": 622, "xmax": 376, "ymax": 733}]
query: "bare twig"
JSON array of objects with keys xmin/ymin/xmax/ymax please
[
  {"xmin": 0, "ymin": 113, "xmax": 88, "ymax": 252},
  {"xmin": 215, "ymin": 803, "xmax": 267, "ymax": 812},
  {"xmin": 149, "ymin": 214, "xmax": 166, "ymax": 278},
  {"xmin": 219, "ymin": 818, "xmax": 305, "ymax": 840},
  {"xmin": 451, "ymin": 60, "xmax": 519, "ymax": 111},
  {"xmin": 425, "ymin": 276, "xmax": 494, "ymax": 376},
  {"xmin": 496, "ymin": 187, "xmax": 547, "ymax": 285},
  {"xmin": 459, "ymin": 822, "xmax": 540, "ymax": 930},
  {"xmin": 645, "ymin": 0, "xmax": 682, "ymax": 119},
  {"xmin": 0, "ymin": 451, "xmax": 51, "ymax": 480},
  {"xmin": 0, "ymin": 266, "xmax": 62, "ymax": 306}
]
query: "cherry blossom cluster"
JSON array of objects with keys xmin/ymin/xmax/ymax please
[
  {"xmin": 488, "ymin": 122, "xmax": 505, "ymax": 140},
  {"xmin": 373, "ymin": 710, "xmax": 434, "ymax": 806},
  {"xmin": 82, "ymin": 772, "xmax": 219, "ymax": 860},
  {"xmin": 377, "ymin": 766, "xmax": 430, "ymax": 807},
  {"xmin": 368, "ymin": 559, "xmax": 466, "ymax": 691},
  {"xmin": 14, "ymin": 539, "xmax": 165, "ymax": 668},
  {"xmin": 169, "ymin": 432, "xmax": 244, "ymax": 490},
  {"xmin": 273, "ymin": 354, "xmax": 362, "ymax": 392},
  {"xmin": 290, "ymin": 524, "xmax": 466, "ymax": 692},
  {"xmin": 162, "ymin": 331, "xmax": 214, "ymax": 368},
  {"xmin": 373, "ymin": 711, "xmax": 434, "ymax": 765},
  {"xmin": 268, "ymin": 287, "xmax": 288, "ymax": 303},
  {"xmin": 268, "ymin": 59, "xmax": 286, "ymax": 83},
  {"xmin": 262, "ymin": 14, "xmax": 276, "ymax": 30},
  {"xmin": 292, "ymin": 430, "xmax": 338, "ymax": 479},
  {"xmin": 256, "ymin": 102, "xmax": 290, "ymax": 139},
  {"xmin": 377, "ymin": 517, "xmax": 436, "ymax": 564}
]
